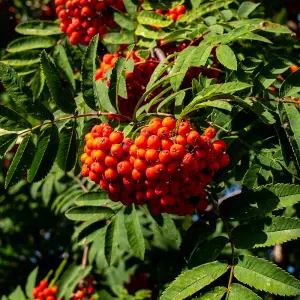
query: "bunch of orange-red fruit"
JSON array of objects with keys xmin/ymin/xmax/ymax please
[
  {"xmin": 55, "ymin": 0, "xmax": 124, "ymax": 44},
  {"xmin": 95, "ymin": 51, "xmax": 159, "ymax": 118},
  {"xmin": 81, "ymin": 117, "xmax": 229, "ymax": 215},
  {"xmin": 32, "ymin": 279, "xmax": 58, "ymax": 300},
  {"xmin": 155, "ymin": 4, "xmax": 186, "ymax": 21}
]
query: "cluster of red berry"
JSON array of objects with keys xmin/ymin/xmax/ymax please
[
  {"xmin": 71, "ymin": 279, "xmax": 95, "ymax": 300},
  {"xmin": 155, "ymin": 4, "xmax": 186, "ymax": 21},
  {"xmin": 32, "ymin": 280, "xmax": 58, "ymax": 300},
  {"xmin": 55, "ymin": 0, "xmax": 124, "ymax": 44},
  {"xmin": 95, "ymin": 51, "xmax": 158, "ymax": 118},
  {"xmin": 81, "ymin": 117, "xmax": 229, "ymax": 216}
]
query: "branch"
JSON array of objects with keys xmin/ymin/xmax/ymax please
[
  {"xmin": 81, "ymin": 245, "xmax": 89, "ymax": 269},
  {"xmin": 188, "ymin": 30, "xmax": 211, "ymax": 46},
  {"xmin": 72, "ymin": 175, "xmax": 88, "ymax": 193},
  {"xmin": 250, "ymin": 96, "xmax": 300, "ymax": 105}
]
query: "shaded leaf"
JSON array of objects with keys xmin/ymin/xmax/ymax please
[
  {"xmin": 0, "ymin": 133, "xmax": 18, "ymax": 158},
  {"xmin": 105, "ymin": 214, "xmax": 120, "ymax": 266},
  {"xmin": 56, "ymin": 120, "xmax": 77, "ymax": 172},
  {"xmin": 41, "ymin": 50, "xmax": 76, "ymax": 114},
  {"xmin": 0, "ymin": 62, "xmax": 53, "ymax": 120},
  {"xmin": 232, "ymin": 216, "xmax": 300, "ymax": 249},
  {"xmin": 25, "ymin": 267, "xmax": 39, "ymax": 298},
  {"xmin": 114, "ymin": 12, "xmax": 136, "ymax": 30},
  {"xmin": 238, "ymin": 2, "xmax": 260, "ymax": 19},
  {"xmin": 197, "ymin": 286, "xmax": 227, "ymax": 300},
  {"xmin": 103, "ymin": 32, "xmax": 135, "ymax": 44},
  {"xmin": 5, "ymin": 134, "xmax": 35, "ymax": 188},
  {"xmin": 2, "ymin": 50, "xmax": 41, "ymax": 66},
  {"xmin": 27, "ymin": 125, "xmax": 59, "ymax": 183},
  {"xmin": 78, "ymin": 220, "xmax": 107, "ymax": 245},
  {"xmin": 124, "ymin": 205, "xmax": 145, "ymax": 260}
]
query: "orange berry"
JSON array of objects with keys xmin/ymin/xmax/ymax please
[
  {"xmin": 212, "ymin": 140, "xmax": 226, "ymax": 152},
  {"xmin": 187, "ymin": 131, "xmax": 201, "ymax": 146},
  {"xmin": 91, "ymin": 149, "xmax": 106, "ymax": 161},
  {"xmin": 162, "ymin": 117, "xmax": 176, "ymax": 130},
  {"xmin": 145, "ymin": 149, "xmax": 159, "ymax": 162},
  {"xmin": 176, "ymin": 4, "xmax": 186, "ymax": 14},
  {"xmin": 157, "ymin": 127, "xmax": 170, "ymax": 139},
  {"xmin": 159, "ymin": 150, "xmax": 171, "ymax": 164},
  {"xmin": 146, "ymin": 167, "xmax": 157, "ymax": 179},
  {"xmin": 111, "ymin": 144, "xmax": 123, "ymax": 157},
  {"xmin": 178, "ymin": 122, "xmax": 190, "ymax": 136},
  {"xmin": 170, "ymin": 144, "xmax": 185, "ymax": 159},
  {"xmin": 85, "ymin": 133, "xmax": 93, "ymax": 141},
  {"xmin": 103, "ymin": 53, "xmax": 114, "ymax": 64},
  {"xmin": 89, "ymin": 171, "xmax": 101, "ymax": 182},
  {"xmin": 117, "ymin": 161, "xmax": 132, "ymax": 176},
  {"xmin": 140, "ymin": 127, "xmax": 151, "ymax": 137},
  {"xmin": 39, "ymin": 280, "xmax": 48, "ymax": 289},
  {"xmin": 105, "ymin": 155, "xmax": 118, "ymax": 167},
  {"xmin": 109, "ymin": 131, "xmax": 124, "ymax": 144},
  {"xmin": 84, "ymin": 145, "xmax": 92, "ymax": 156},
  {"xmin": 134, "ymin": 158, "xmax": 148, "ymax": 172},
  {"xmin": 290, "ymin": 65, "xmax": 298, "ymax": 72},
  {"xmin": 147, "ymin": 135, "xmax": 161, "ymax": 149},
  {"xmin": 132, "ymin": 168, "xmax": 144, "ymax": 180},
  {"xmin": 175, "ymin": 135, "xmax": 187, "ymax": 146},
  {"xmin": 81, "ymin": 165, "xmax": 90, "ymax": 177},
  {"xmin": 204, "ymin": 127, "xmax": 216, "ymax": 139},
  {"xmin": 91, "ymin": 125, "xmax": 103, "ymax": 138},
  {"xmin": 148, "ymin": 121, "xmax": 162, "ymax": 134},
  {"xmin": 135, "ymin": 135, "xmax": 147, "ymax": 148},
  {"xmin": 102, "ymin": 126, "xmax": 113, "ymax": 138},
  {"xmin": 161, "ymin": 195, "xmax": 176, "ymax": 206},
  {"xmin": 93, "ymin": 137, "xmax": 111, "ymax": 151},
  {"xmin": 81, "ymin": 153, "xmax": 89, "ymax": 163},
  {"xmin": 137, "ymin": 148, "xmax": 146, "ymax": 158},
  {"xmin": 86, "ymin": 138, "xmax": 94, "ymax": 150},
  {"xmin": 104, "ymin": 168, "xmax": 118, "ymax": 180},
  {"xmin": 129, "ymin": 144, "xmax": 138, "ymax": 157},
  {"xmin": 161, "ymin": 138, "xmax": 173, "ymax": 150},
  {"xmin": 85, "ymin": 157, "xmax": 94, "ymax": 167},
  {"xmin": 218, "ymin": 153, "xmax": 230, "ymax": 168},
  {"xmin": 91, "ymin": 161, "xmax": 106, "ymax": 173}
]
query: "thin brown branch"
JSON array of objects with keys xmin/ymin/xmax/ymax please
[
  {"xmin": 81, "ymin": 245, "xmax": 89, "ymax": 269},
  {"xmin": 189, "ymin": 30, "xmax": 211, "ymax": 46},
  {"xmin": 250, "ymin": 96, "xmax": 300, "ymax": 105},
  {"xmin": 72, "ymin": 175, "xmax": 88, "ymax": 193}
]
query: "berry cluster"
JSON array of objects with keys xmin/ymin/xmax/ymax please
[
  {"xmin": 95, "ymin": 51, "xmax": 158, "ymax": 118},
  {"xmin": 32, "ymin": 280, "xmax": 58, "ymax": 300},
  {"xmin": 155, "ymin": 5, "xmax": 186, "ymax": 21},
  {"xmin": 81, "ymin": 117, "xmax": 229, "ymax": 216},
  {"xmin": 55, "ymin": 0, "xmax": 124, "ymax": 44},
  {"xmin": 71, "ymin": 278, "xmax": 95, "ymax": 300}
]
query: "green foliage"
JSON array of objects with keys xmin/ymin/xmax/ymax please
[
  {"xmin": 228, "ymin": 284, "xmax": 261, "ymax": 300},
  {"xmin": 161, "ymin": 261, "xmax": 228, "ymax": 300},
  {"xmin": 234, "ymin": 255, "xmax": 300, "ymax": 296},
  {"xmin": 105, "ymin": 215, "xmax": 120, "ymax": 266}
]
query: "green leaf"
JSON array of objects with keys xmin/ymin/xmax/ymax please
[
  {"xmin": 103, "ymin": 31, "xmax": 135, "ymax": 44},
  {"xmin": 16, "ymin": 21, "xmax": 61, "ymax": 36},
  {"xmin": 220, "ymin": 184, "xmax": 300, "ymax": 221},
  {"xmin": 123, "ymin": 0, "xmax": 137, "ymax": 18},
  {"xmin": 233, "ymin": 98, "xmax": 276, "ymax": 125},
  {"xmin": 7, "ymin": 36, "xmax": 57, "ymax": 53},
  {"xmin": 135, "ymin": 24, "xmax": 168, "ymax": 40},
  {"xmin": 41, "ymin": 50, "xmax": 76, "ymax": 114},
  {"xmin": 182, "ymin": 82, "xmax": 251, "ymax": 116},
  {"xmin": 65, "ymin": 206, "xmax": 114, "ymax": 221},
  {"xmin": 153, "ymin": 213, "xmax": 179, "ymax": 242},
  {"xmin": 0, "ymin": 133, "xmax": 18, "ymax": 158},
  {"xmin": 57, "ymin": 265, "xmax": 92, "ymax": 299},
  {"xmin": 56, "ymin": 121, "xmax": 77, "ymax": 172},
  {"xmin": 197, "ymin": 286, "xmax": 227, "ymax": 300},
  {"xmin": 124, "ymin": 205, "xmax": 145, "ymax": 260},
  {"xmin": 75, "ymin": 192, "xmax": 121, "ymax": 210},
  {"xmin": 242, "ymin": 164, "xmax": 262, "ymax": 189},
  {"xmin": 25, "ymin": 267, "xmax": 39, "ymax": 298},
  {"xmin": 31, "ymin": 70, "xmax": 45, "ymax": 100},
  {"xmin": 0, "ymin": 62, "xmax": 53, "ymax": 121},
  {"xmin": 2, "ymin": 50, "xmax": 41, "ymax": 67},
  {"xmin": 41, "ymin": 176, "xmax": 54, "ymax": 205},
  {"xmin": 8, "ymin": 286, "xmax": 26, "ymax": 300},
  {"xmin": 54, "ymin": 44, "xmax": 76, "ymax": 91},
  {"xmin": 81, "ymin": 35, "xmax": 100, "ymax": 110},
  {"xmin": 280, "ymin": 68, "xmax": 300, "ymax": 97},
  {"xmin": 255, "ymin": 58, "xmax": 290, "ymax": 91},
  {"xmin": 237, "ymin": 2, "xmax": 260, "ymax": 19},
  {"xmin": 78, "ymin": 220, "xmax": 107, "ymax": 245},
  {"xmin": 95, "ymin": 80, "xmax": 117, "ymax": 113},
  {"xmin": 5, "ymin": 134, "xmax": 35, "ymax": 188},
  {"xmin": 138, "ymin": 10, "xmax": 173, "ymax": 27},
  {"xmin": 27, "ymin": 124, "xmax": 59, "ymax": 183},
  {"xmin": 188, "ymin": 237, "xmax": 228, "ymax": 268},
  {"xmin": 233, "ymin": 216, "xmax": 300, "ymax": 249},
  {"xmin": 229, "ymin": 284, "xmax": 261, "ymax": 300},
  {"xmin": 216, "ymin": 45, "xmax": 237, "ymax": 70},
  {"xmin": 114, "ymin": 12, "xmax": 136, "ymax": 30},
  {"xmin": 161, "ymin": 261, "xmax": 228, "ymax": 300},
  {"xmin": 171, "ymin": 45, "xmax": 213, "ymax": 91},
  {"xmin": 181, "ymin": 221, "xmax": 215, "ymax": 262},
  {"xmin": 49, "ymin": 258, "xmax": 67, "ymax": 287},
  {"xmin": 239, "ymin": 32, "xmax": 272, "ymax": 44},
  {"xmin": 216, "ymin": 25, "xmax": 257, "ymax": 44},
  {"xmin": 278, "ymin": 103, "xmax": 300, "ymax": 167},
  {"xmin": 105, "ymin": 214, "xmax": 120, "ymax": 266},
  {"xmin": 235, "ymin": 255, "xmax": 300, "ymax": 296}
]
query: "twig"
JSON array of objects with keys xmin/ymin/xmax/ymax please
[
  {"xmin": 72, "ymin": 175, "xmax": 88, "ymax": 193},
  {"xmin": 250, "ymin": 96, "xmax": 300, "ymax": 105},
  {"xmin": 153, "ymin": 47, "xmax": 172, "ymax": 74},
  {"xmin": 81, "ymin": 245, "xmax": 89, "ymax": 269},
  {"xmin": 189, "ymin": 30, "xmax": 211, "ymax": 46}
]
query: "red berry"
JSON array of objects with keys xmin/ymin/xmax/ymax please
[
  {"xmin": 117, "ymin": 161, "xmax": 132, "ymax": 176},
  {"xmin": 162, "ymin": 117, "xmax": 176, "ymax": 130},
  {"xmin": 105, "ymin": 168, "xmax": 118, "ymax": 180},
  {"xmin": 109, "ymin": 131, "xmax": 124, "ymax": 144},
  {"xmin": 147, "ymin": 135, "xmax": 161, "ymax": 149},
  {"xmin": 204, "ymin": 127, "xmax": 216, "ymax": 139},
  {"xmin": 178, "ymin": 122, "xmax": 190, "ymax": 136},
  {"xmin": 170, "ymin": 144, "xmax": 185, "ymax": 159}
]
